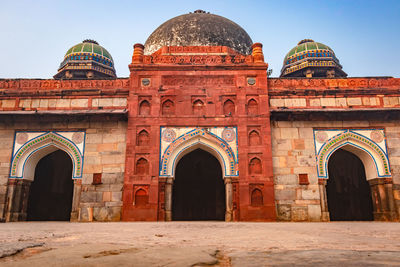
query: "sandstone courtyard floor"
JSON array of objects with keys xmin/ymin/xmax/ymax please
[{"xmin": 0, "ymin": 222, "xmax": 399, "ymax": 266}]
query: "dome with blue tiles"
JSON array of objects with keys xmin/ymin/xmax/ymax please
[
  {"xmin": 280, "ymin": 39, "xmax": 347, "ymax": 78},
  {"xmin": 54, "ymin": 40, "xmax": 116, "ymax": 79}
]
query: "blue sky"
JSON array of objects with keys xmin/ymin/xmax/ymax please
[{"xmin": 1, "ymin": 0, "xmax": 399, "ymax": 78}]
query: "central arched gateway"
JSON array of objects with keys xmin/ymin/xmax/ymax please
[{"xmin": 172, "ymin": 149, "xmax": 225, "ymax": 221}]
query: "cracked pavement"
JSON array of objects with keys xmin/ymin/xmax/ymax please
[{"xmin": 0, "ymin": 222, "xmax": 399, "ymax": 266}]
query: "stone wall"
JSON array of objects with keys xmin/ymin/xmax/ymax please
[
  {"xmin": 0, "ymin": 117, "xmax": 127, "ymax": 222},
  {"xmin": 271, "ymin": 120, "xmax": 400, "ymax": 221}
]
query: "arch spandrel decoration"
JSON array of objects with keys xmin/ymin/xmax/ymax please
[
  {"xmin": 159, "ymin": 127, "xmax": 239, "ymax": 177},
  {"xmin": 10, "ymin": 131, "xmax": 86, "ymax": 179},
  {"xmin": 313, "ymin": 129, "xmax": 391, "ymax": 179}
]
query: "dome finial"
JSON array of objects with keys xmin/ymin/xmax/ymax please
[
  {"xmin": 83, "ymin": 39, "xmax": 99, "ymax": 45},
  {"xmin": 193, "ymin": 9, "xmax": 207, "ymax": 13},
  {"xmin": 298, "ymin": 39, "xmax": 314, "ymax": 45}
]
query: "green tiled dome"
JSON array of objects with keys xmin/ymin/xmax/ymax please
[
  {"xmin": 54, "ymin": 40, "xmax": 116, "ymax": 79},
  {"xmin": 283, "ymin": 39, "xmax": 334, "ymax": 63},
  {"xmin": 64, "ymin": 40, "xmax": 113, "ymax": 61},
  {"xmin": 280, "ymin": 39, "xmax": 346, "ymax": 78}
]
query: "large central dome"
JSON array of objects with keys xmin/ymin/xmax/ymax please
[{"xmin": 144, "ymin": 10, "xmax": 253, "ymax": 55}]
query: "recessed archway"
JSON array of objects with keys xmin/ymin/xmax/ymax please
[
  {"xmin": 327, "ymin": 148, "xmax": 373, "ymax": 221},
  {"xmin": 172, "ymin": 149, "xmax": 225, "ymax": 220},
  {"xmin": 27, "ymin": 149, "xmax": 74, "ymax": 221}
]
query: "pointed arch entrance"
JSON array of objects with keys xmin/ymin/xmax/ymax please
[
  {"xmin": 172, "ymin": 149, "xmax": 225, "ymax": 221},
  {"xmin": 160, "ymin": 127, "xmax": 238, "ymax": 221},
  {"xmin": 5, "ymin": 131, "xmax": 85, "ymax": 222},
  {"xmin": 314, "ymin": 129, "xmax": 397, "ymax": 221}
]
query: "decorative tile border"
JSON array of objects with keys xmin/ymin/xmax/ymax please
[
  {"xmin": 159, "ymin": 127, "xmax": 239, "ymax": 177},
  {"xmin": 9, "ymin": 131, "xmax": 86, "ymax": 179},
  {"xmin": 313, "ymin": 129, "xmax": 390, "ymax": 179}
]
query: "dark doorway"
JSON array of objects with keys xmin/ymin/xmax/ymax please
[
  {"xmin": 327, "ymin": 148, "xmax": 373, "ymax": 221},
  {"xmin": 172, "ymin": 149, "xmax": 225, "ymax": 220},
  {"xmin": 27, "ymin": 150, "xmax": 74, "ymax": 221}
]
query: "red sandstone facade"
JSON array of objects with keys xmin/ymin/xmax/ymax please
[
  {"xmin": 122, "ymin": 43, "xmax": 276, "ymax": 221},
  {"xmin": 1, "ymin": 47, "xmax": 400, "ymax": 222}
]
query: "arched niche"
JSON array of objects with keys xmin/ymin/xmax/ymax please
[
  {"xmin": 249, "ymin": 157, "xmax": 262, "ymax": 175},
  {"xmin": 192, "ymin": 99, "xmax": 205, "ymax": 115},
  {"xmin": 223, "ymin": 99, "xmax": 235, "ymax": 115},
  {"xmin": 136, "ymin": 158, "xmax": 149, "ymax": 175},
  {"xmin": 10, "ymin": 132, "xmax": 84, "ymax": 180},
  {"xmin": 139, "ymin": 100, "xmax": 151, "ymax": 115},
  {"xmin": 247, "ymin": 99, "xmax": 258, "ymax": 115},
  {"xmin": 249, "ymin": 130, "xmax": 261, "ymax": 146},
  {"xmin": 162, "ymin": 99, "xmax": 175, "ymax": 115},
  {"xmin": 160, "ymin": 129, "xmax": 238, "ymax": 178},
  {"xmin": 135, "ymin": 189, "xmax": 148, "ymax": 207},
  {"xmin": 251, "ymin": 188, "xmax": 263, "ymax": 206},
  {"xmin": 137, "ymin": 130, "xmax": 150, "ymax": 146}
]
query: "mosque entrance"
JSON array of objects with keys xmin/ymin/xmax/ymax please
[
  {"xmin": 27, "ymin": 150, "xmax": 74, "ymax": 221},
  {"xmin": 326, "ymin": 148, "xmax": 373, "ymax": 221},
  {"xmin": 172, "ymin": 149, "xmax": 225, "ymax": 220}
]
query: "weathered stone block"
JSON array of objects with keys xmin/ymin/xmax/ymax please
[
  {"xmin": 19, "ymin": 99, "xmax": 31, "ymax": 108},
  {"xmin": 83, "ymin": 164, "xmax": 102, "ymax": 174},
  {"xmin": 335, "ymin": 98, "xmax": 347, "ymax": 107},
  {"xmin": 86, "ymin": 134, "xmax": 103, "ymax": 144},
  {"xmin": 113, "ymin": 98, "xmax": 127, "ymax": 107},
  {"xmin": 299, "ymin": 128, "xmax": 313, "ymax": 139},
  {"xmin": 284, "ymin": 98, "xmax": 306, "ymax": 107},
  {"xmin": 71, "ymin": 99, "xmax": 88, "ymax": 108},
  {"xmin": 93, "ymin": 207, "xmax": 109, "ymax": 221},
  {"xmin": 97, "ymin": 143, "xmax": 118, "ymax": 152},
  {"xmin": 48, "ymin": 99, "xmax": 57, "ymax": 108},
  {"xmin": 82, "ymin": 174, "xmax": 93, "ymax": 185},
  {"xmin": 308, "ymin": 205, "xmax": 322, "ymax": 221},
  {"xmin": 95, "ymin": 184, "xmax": 110, "ymax": 192},
  {"xmin": 103, "ymin": 164, "xmax": 123, "ymax": 173},
  {"xmin": 347, "ymin": 97, "xmax": 362, "ymax": 106},
  {"xmin": 110, "ymin": 184, "xmax": 123, "ymax": 191},
  {"xmin": 277, "ymin": 204, "xmax": 291, "ymax": 221},
  {"xmin": 297, "ymin": 156, "xmax": 314, "ymax": 166},
  {"xmin": 80, "ymin": 191, "xmax": 97, "ymax": 203},
  {"xmin": 302, "ymin": 189, "xmax": 319, "ymax": 200},
  {"xmin": 275, "ymin": 174, "xmax": 297, "ymax": 185},
  {"xmin": 273, "ymin": 139, "xmax": 292, "ymax": 151},
  {"xmin": 103, "ymin": 192, "xmax": 112, "ymax": 202},
  {"xmin": 293, "ymin": 139, "xmax": 305, "ymax": 150},
  {"xmin": 2, "ymin": 100, "xmax": 16, "ymax": 108},
  {"xmin": 320, "ymin": 98, "xmax": 335, "ymax": 106},
  {"xmin": 309, "ymin": 98, "xmax": 320, "ymax": 107},
  {"xmin": 98, "ymin": 98, "xmax": 113, "ymax": 107},
  {"xmin": 270, "ymin": 98, "xmax": 284, "ymax": 107},
  {"xmin": 291, "ymin": 206, "xmax": 308, "ymax": 221},
  {"xmin": 111, "ymin": 191, "xmax": 122, "ymax": 202},
  {"xmin": 79, "ymin": 207, "xmax": 92, "ymax": 222},
  {"xmin": 275, "ymin": 189, "xmax": 296, "ymax": 200},
  {"xmin": 56, "ymin": 99, "xmax": 71, "ymax": 108},
  {"xmin": 39, "ymin": 99, "xmax": 48, "ymax": 108},
  {"xmin": 280, "ymin": 128, "xmax": 299, "ymax": 139},
  {"xmin": 109, "ymin": 207, "xmax": 122, "ymax": 221},
  {"xmin": 383, "ymin": 97, "xmax": 399, "ymax": 107}
]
